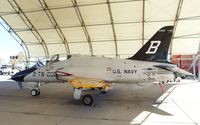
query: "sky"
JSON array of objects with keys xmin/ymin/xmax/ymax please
[{"xmin": 0, "ymin": 24, "xmax": 23, "ymax": 63}]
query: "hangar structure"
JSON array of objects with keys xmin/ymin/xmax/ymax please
[{"xmin": 1, "ymin": 0, "xmax": 200, "ymax": 60}]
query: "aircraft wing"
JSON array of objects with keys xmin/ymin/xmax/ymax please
[
  {"xmin": 154, "ymin": 64, "xmax": 193, "ymax": 76},
  {"xmin": 56, "ymin": 69, "xmax": 109, "ymax": 88},
  {"xmin": 55, "ymin": 70, "xmax": 110, "ymax": 89}
]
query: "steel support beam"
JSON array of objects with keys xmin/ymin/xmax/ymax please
[
  {"xmin": 142, "ymin": 0, "xmax": 145, "ymax": 45},
  {"xmin": 25, "ymin": 38, "xmax": 148, "ymax": 45},
  {"xmin": 170, "ymin": 0, "xmax": 184, "ymax": 58},
  {"xmin": 107, "ymin": 0, "xmax": 118, "ymax": 58},
  {"xmin": 7, "ymin": 0, "xmax": 49, "ymax": 57},
  {"xmin": 39, "ymin": 0, "xmax": 70, "ymax": 54},
  {"xmin": 0, "ymin": 17, "xmax": 30, "ymax": 62},
  {"xmin": 0, "ymin": 0, "xmax": 143, "ymax": 16},
  {"xmin": 71, "ymin": 0, "xmax": 93, "ymax": 55},
  {"xmin": 12, "ymin": 18, "xmax": 181, "ymax": 33}
]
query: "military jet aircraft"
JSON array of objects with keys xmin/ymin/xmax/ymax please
[{"xmin": 11, "ymin": 26, "xmax": 192, "ymax": 106}]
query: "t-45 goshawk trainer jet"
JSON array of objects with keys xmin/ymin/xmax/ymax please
[{"xmin": 11, "ymin": 26, "xmax": 192, "ymax": 106}]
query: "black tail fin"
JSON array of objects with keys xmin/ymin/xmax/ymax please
[{"xmin": 128, "ymin": 26, "xmax": 174, "ymax": 62}]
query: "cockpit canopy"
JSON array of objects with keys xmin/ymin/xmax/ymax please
[
  {"xmin": 33, "ymin": 61, "xmax": 44, "ymax": 68},
  {"xmin": 49, "ymin": 54, "xmax": 60, "ymax": 63},
  {"xmin": 46, "ymin": 54, "xmax": 72, "ymax": 64}
]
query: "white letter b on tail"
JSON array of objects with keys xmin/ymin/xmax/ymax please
[{"xmin": 146, "ymin": 41, "xmax": 161, "ymax": 54}]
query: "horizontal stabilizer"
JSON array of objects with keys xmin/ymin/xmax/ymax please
[{"xmin": 154, "ymin": 64, "xmax": 193, "ymax": 76}]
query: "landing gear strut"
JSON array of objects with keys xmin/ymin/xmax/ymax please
[{"xmin": 73, "ymin": 88, "xmax": 94, "ymax": 106}]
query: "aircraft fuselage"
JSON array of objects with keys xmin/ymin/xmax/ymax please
[{"xmin": 23, "ymin": 55, "xmax": 175, "ymax": 87}]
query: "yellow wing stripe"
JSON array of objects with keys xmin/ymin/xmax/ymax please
[{"xmin": 68, "ymin": 78, "xmax": 109, "ymax": 91}]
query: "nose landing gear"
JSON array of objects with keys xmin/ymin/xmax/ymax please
[
  {"xmin": 30, "ymin": 82, "xmax": 41, "ymax": 96},
  {"xmin": 30, "ymin": 89, "xmax": 40, "ymax": 96}
]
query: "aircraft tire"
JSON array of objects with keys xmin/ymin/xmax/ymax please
[
  {"xmin": 101, "ymin": 91, "xmax": 107, "ymax": 94},
  {"xmin": 31, "ymin": 89, "xmax": 39, "ymax": 96},
  {"xmin": 82, "ymin": 94, "xmax": 93, "ymax": 106}
]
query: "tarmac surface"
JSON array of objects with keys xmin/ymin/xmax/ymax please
[{"xmin": 0, "ymin": 76, "xmax": 200, "ymax": 125}]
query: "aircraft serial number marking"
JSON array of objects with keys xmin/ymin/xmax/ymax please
[{"xmin": 33, "ymin": 72, "xmax": 56, "ymax": 77}]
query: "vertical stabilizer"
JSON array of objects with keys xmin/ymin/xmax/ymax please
[{"xmin": 128, "ymin": 26, "xmax": 174, "ymax": 62}]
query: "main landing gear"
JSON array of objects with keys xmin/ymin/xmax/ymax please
[
  {"xmin": 73, "ymin": 87, "xmax": 110, "ymax": 106},
  {"xmin": 82, "ymin": 94, "xmax": 93, "ymax": 106},
  {"xmin": 73, "ymin": 88, "xmax": 95, "ymax": 106},
  {"xmin": 68, "ymin": 78, "xmax": 110, "ymax": 106}
]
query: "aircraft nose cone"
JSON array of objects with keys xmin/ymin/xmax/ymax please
[
  {"xmin": 11, "ymin": 66, "xmax": 37, "ymax": 82},
  {"xmin": 11, "ymin": 75, "xmax": 16, "ymax": 81},
  {"xmin": 11, "ymin": 74, "xmax": 24, "ymax": 81}
]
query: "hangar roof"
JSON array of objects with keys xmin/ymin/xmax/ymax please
[{"xmin": 0, "ymin": 0, "xmax": 200, "ymax": 59}]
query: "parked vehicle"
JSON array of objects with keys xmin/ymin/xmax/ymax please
[{"xmin": 0, "ymin": 65, "xmax": 19, "ymax": 75}]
